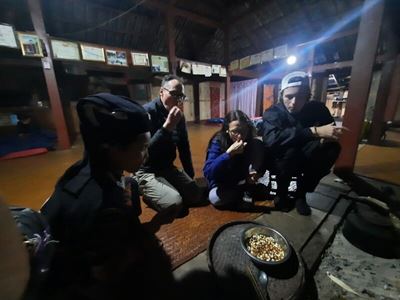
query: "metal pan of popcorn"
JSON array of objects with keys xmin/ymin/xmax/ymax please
[{"xmin": 241, "ymin": 225, "xmax": 292, "ymax": 266}]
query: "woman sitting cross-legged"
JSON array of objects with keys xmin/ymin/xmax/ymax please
[{"xmin": 203, "ymin": 110, "xmax": 268, "ymax": 210}]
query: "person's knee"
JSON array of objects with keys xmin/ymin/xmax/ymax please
[
  {"xmin": 146, "ymin": 190, "xmax": 183, "ymax": 212},
  {"xmin": 208, "ymin": 188, "xmax": 223, "ymax": 206},
  {"xmin": 164, "ymin": 192, "xmax": 183, "ymax": 209}
]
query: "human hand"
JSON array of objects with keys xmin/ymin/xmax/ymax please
[
  {"xmin": 226, "ymin": 140, "xmax": 247, "ymax": 156},
  {"xmin": 314, "ymin": 123, "xmax": 348, "ymax": 140},
  {"xmin": 247, "ymin": 171, "xmax": 260, "ymax": 185},
  {"xmin": 163, "ymin": 106, "xmax": 183, "ymax": 131}
]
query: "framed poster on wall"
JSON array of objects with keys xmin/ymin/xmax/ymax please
[
  {"xmin": 106, "ymin": 49, "xmax": 128, "ymax": 66},
  {"xmin": 17, "ymin": 32, "xmax": 43, "ymax": 57},
  {"xmin": 250, "ymin": 53, "xmax": 261, "ymax": 66},
  {"xmin": 229, "ymin": 59, "xmax": 239, "ymax": 71},
  {"xmin": 219, "ymin": 66, "xmax": 227, "ymax": 77},
  {"xmin": 150, "ymin": 55, "xmax": 169, "ymax": 72},
  {"xmin": 274, "ymin": 44, "xmax": 288, "ymax": 59},
  {"xmin": 212, "ymin": 64, "xmax": 221, "ymax": 74},
  {"xmin": 0, "ymin": 23, "xmax": 17, "ymax": 48},
  {"xmin": 239, "ymin": 56, "xmax": 251, "ymax": 69},
  {"xmin": 80, "ymin": 44, "xmax": 105, "ymax": 62},
  {"xmin": 261, "ymin": 49, "xmax": 273, "ymax": 63},
  {"xmin": 180, "ymin": 60, "xmax": 191, "ymax": 74},
  {"xmin": 192, "ymin": 63, "xmax": 202, "ymax": 75},
  {"xmin": 131, "ymin": 52, "xmax": 149, "ymax": 66},
  {"xmin": 51, "ymin": 39, "xmax": 80, "ymax": 60}
]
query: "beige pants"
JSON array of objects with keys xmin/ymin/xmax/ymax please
[{"xmin": 135, "ymin": 167, "xmax": 201, "ymax": 212}]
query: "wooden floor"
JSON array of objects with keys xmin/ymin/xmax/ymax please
[
  {"xmin": 0, "ymin": 123, "xmax": 219, "ymax": 210},
  {"xmin": 1, "ymin": 123, "xmax": 399, "ymax": 210}
]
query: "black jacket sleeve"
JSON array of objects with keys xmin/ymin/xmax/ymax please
[
  {"xmin": 176, "ymin": 117, "xmax": 195, "ymax": 178},
  {"xmin": 148, "ymin": 126, "xmax": 173, "ymax": 148},
  {"xmin": 262, "ymin": 107, "xmax": 314, "ymax": 149}
]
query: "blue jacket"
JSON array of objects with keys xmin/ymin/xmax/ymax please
[
  {"xmin": 203, "ymin": 136, "xmax": 249, "ymax": 189},
  {"xmin": 140, "ymin": 98, "xmax": 194, "ymax": 178}
]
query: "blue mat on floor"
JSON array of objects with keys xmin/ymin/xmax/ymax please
[{"xmin": 0, "ymin": 131, "xmax": 57, "ymax": 156}]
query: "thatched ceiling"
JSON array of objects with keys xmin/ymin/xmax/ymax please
[{"xmin": 1, "ymin": 0, "xmax": 399, "ymax": 67}]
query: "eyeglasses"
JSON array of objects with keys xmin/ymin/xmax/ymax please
[
  {"xmin": 162, "ymin": 87, "xmax": 187, "ymax": 103},
  {"xmin": 228, "ymin": 127, "xmax": 248, "ymax": 136}
]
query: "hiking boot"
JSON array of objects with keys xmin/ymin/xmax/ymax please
[{"xmin": 295, "ymin": 197, "xmax": 311, "ymax": 216}]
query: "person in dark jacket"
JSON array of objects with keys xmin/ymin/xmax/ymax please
[
  {"xmin": 262, "ymin": 71, "xmax": 345, "ymax": 215},
  {"xmin": 40, "ymin": 93, "xmax": 177, "ymax": 299},
  {"xmin": 204, "ymin": 110, "xmax": 267, "ymax": 209},
  {"xmin": 135, "ymin": 74, "xmax": 200, "ymax": 217}
]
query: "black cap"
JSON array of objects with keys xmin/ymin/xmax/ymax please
[{"xmin": 77, "ymin": 93, "xmax": 151, "ymax": 145}]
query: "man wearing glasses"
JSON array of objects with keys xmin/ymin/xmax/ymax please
[{"xmin": 135, "ymin": 74, "xmax": 201, "ymax": 217}]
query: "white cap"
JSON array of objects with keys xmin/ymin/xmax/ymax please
[{"xmin": 280, "ymin": 71, "xmax": 309, "ymax": 91}]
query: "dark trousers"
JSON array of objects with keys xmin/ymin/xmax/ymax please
[{"xmin": 267, "ymin": 140, "xmax": 341, "ymax": 197}]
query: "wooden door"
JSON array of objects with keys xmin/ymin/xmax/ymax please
[
  {"xmin": 263, "ymin": 84, "xmax": 275, "ymax": 111},
  {"xmin": 210, "ymin": 86, "xmax": 220, "ymax": 118}
]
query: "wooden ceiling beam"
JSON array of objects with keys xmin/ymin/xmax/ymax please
[
  {"xmin": 312, "ymin": 60, "xmax": 353, "ymax": 73},
  {"xmin": 296, "ymin": 28, "xmax": 358, "ymax": 47},
  {"xmin": 141, "ymin": 0, "xmax": 222, "ymax": 28}
]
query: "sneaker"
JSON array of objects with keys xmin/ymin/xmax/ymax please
[
  {"xmin": 295, "ymin": 197, "xmax": 311, "ymax": 216},
  {"xmin": 242, "ymin": 191, "xmax": 253, "ymax": 203}
]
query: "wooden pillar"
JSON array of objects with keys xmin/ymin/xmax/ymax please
[
  {"xmin": 224, "ymin": 25, "xmax": 230, "ymax": 115},
  {"xmin": 255, "ymin": 81, "xmax": 264, "ymax": 116},
  {"xmin": 311, "ymin": 74, "xmax": 328, "ymax": 102},
  {"xmin": 320, "ymin": 76, "xmax": 328, "ymax": 103},
  {"xmin": 27, "ymin": 0, "xmax": 70, "ymax": 149},
  {"xmin": 126, "ymin": 81, "xmax": 135, "ymax": 100},
  {"xmin": 384, "ymin": 55, "xmax": 400, "ymax": 121},
  {"xmin": 334, "ymin": 0, "xmax": 384, "ymax": 174},
  {"xmin": 368, "ymin": 60, "xmax": 396, "ymax": 144},
  {"xmin": 306, "ymin": 47, "xmax": 315, "ymax": 86},
  {"xmin": 193, "ymin": 80, "xmax": 200, "ymax": 123},
  {"xmin": 166, "ymin": 10, "xmax": 177, "ymax": 75},
  {"xmin": 225, "ymin": 73, "xmax": 231, "ymax": 114}
]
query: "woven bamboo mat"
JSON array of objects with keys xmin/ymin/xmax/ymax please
[{"xmin": 139, "ymin": 201, "xmax": 273, "ymax": 269}]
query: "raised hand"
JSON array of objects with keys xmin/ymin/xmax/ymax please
[
  {"xmin": 226, "ymin": 140, "xmax": 247, "ymax": 157},
  {"xmin": 163, "ymin": 106, "xmax": 183, "ymax": 131}
]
